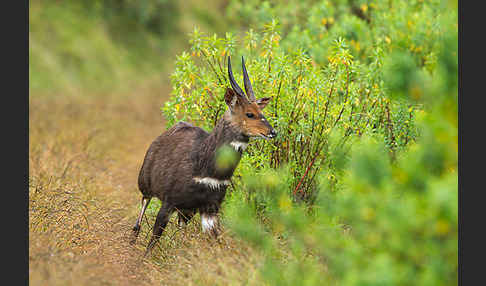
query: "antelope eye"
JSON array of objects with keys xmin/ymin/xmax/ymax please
[{"xmin": 246, "ymin": 113, "xmax": 255, "ymax": 118}]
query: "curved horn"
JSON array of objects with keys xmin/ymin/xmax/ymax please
[
  {"xmin": 242, "ymin": 56, "xmax": 256, "ymax": 101},
  {"xmin": 227, "ymin": 56, "xmax": 245, "ymax": 97}
]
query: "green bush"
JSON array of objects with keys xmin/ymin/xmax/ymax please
[
  {"xmin": 223, "ymin": 33, "xmax": 456, "ymax": 284},
  {"xmin": 164, "ymin": 0, "xmax": 456, "ymax": 285},
  {"xmin": 163, "ymin": 23, "xmax": 415, "ymax": 202},
  {"xmin": 224, "ymin": 100, "xmax": 456, "ymax": 285}
]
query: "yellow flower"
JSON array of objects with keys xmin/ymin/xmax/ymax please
[
  {"xmin": 278, "ymin": 194, "xmax": 292, "ymax": 213},
  {"xmin": 366, "ymin": 233, "xmax": 380, "ymax": 246},
  {"xmin": 409, "ymin": 43, "xmax": 415, "ymax": 52},
  {"xmin": 435, "ymin": 219, "xmax": 451, "ymax": 236},
  {"xmin": 263, "ymin": 173, "xmax": 279, "ymax": 188},
  {"xmin": 394, "ymin": 169, "xmax": 408, "ymax": 183},
  {"xmin": 351, "ymin": 39, "xmax": 361, "ymax": 51},
  {"xmin": 410, "ymin": 85, "xmax": 422, "ymax": 100},
  {"xmin": 361, "ymin": 4, "xmax": 368, "ymax": 13},
  {"xmin": 361, "ymin": 207, "xmax": 375, "ymax": 221}
]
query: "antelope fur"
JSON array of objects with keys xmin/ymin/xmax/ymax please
[{"xmin": 131, "ymin": 56, "xmax": 276, "ymax": 257}]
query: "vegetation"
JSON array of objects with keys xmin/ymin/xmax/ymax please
[
  {"xmin": 30, "ymin": 0, "xmax": 457, "ymax": 285},
  {"xmin": 164, "ymin": 0, "xmax": 458, "ymax": 284},
  {"xmin": 29, "ymin": 0, "xmax": 225, "ymax": 95}
]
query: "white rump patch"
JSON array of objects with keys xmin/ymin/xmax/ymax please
[
  {"xmin": 230, "ymin": 141, "xmax": 248, "ymax": 152},
  {"xmin": 193, "ymin": 177, "xmax": 230, "ymax": 189},
  {"xmin": 201, "ymin": 214, "xmax": 218, "ymax": 233}
]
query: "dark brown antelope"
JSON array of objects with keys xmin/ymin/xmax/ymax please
[{"xmin": 131, "ymin": 56, "xmax": 277, "ymax": 257}]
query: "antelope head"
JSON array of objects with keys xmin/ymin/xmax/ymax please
[{"xmin": 224, "ymin": 56, "xmax": 277, "ymax": 140}]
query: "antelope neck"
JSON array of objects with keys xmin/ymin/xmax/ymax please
[
  {"xmin": 193, "ymin": 116, "xmax": 248, "ymax": 182},
  {"xmin": 208, "ymin": 117, "xmax": 249, "ymax": 152}
]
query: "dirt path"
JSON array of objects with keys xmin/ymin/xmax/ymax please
[
  {"xmin": 29, "ymin": 89, "xmax": 261, "ymax": 286},
  {"xmin": 29, "ymin": 89, "xmax": 165, "ymax": 285}
]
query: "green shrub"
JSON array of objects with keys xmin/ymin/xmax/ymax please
[
  {"xmin": 163, "ymin": 0, "xmax": 456, "ymax": 284},
  {"xmin": 223, "ymin": 41, "xmax": 456, "ymax": 284},
  {"xmin": 219, "ymin": 0, "xmax": 457, "ymax": 284},
  {"xmin": 163, "ymin": 23, "xmax": 414, "ymax": 202}
]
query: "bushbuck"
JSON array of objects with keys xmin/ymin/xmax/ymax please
[{"xmin": 131, "ymin": 56, "xmax": 277, "ymax": 257}]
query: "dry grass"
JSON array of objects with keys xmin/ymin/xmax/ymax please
[{"xmin": 29, "ymin": 86, "xmax": 263, "ymax": 285}]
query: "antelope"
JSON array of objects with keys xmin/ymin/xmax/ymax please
[{"xmin": 131, "ymin": 56, "xmax": 277, "ymax": 257}]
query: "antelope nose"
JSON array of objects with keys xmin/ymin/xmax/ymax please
[{"xmin": 269, "ymin": 129, "xmax": 277, "ymax": 138}]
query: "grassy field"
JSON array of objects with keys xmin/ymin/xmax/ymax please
[
  {"xmin": 28, "ymin": 2, "xmax": 264, "ymax": 283},
  {"xmin": 29, "ymin": 87, "xmax": 266, "ymax": 285}
]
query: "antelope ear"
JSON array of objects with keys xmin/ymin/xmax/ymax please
[
  {"xmin": 256, "ymin": 97, "xmax": 272, "ymax": 110},
  {"xmin": 224, "ymin": 88, "xmax": 245, "ymax": 111}
]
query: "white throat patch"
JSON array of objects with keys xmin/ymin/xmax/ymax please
[
  {"xmin": 193, "ymin": 177, "xmax": 230, "ymax": 189},
  {"xmin": 230, "ymin": 141, "xmax": 248, "ymax": 152}
]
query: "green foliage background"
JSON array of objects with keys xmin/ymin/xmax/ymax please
[
  {"xmin": 29, "ymin": 0, "xmax": 225, "ymax": 95},
  {"xmin": 164, "ymin": 0, "xmax": 458, "ymax": 284}
]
